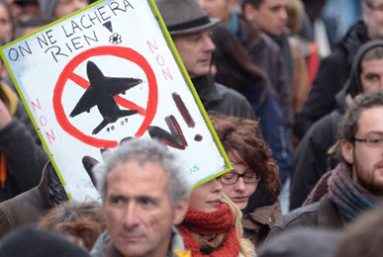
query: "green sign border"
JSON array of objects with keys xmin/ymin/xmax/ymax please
[{"xmin": 0, "ymin": 0, "xmax": 232, "ymax": 192}]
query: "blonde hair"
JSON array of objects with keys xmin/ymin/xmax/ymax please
[
  {"xmin": 286, "ymin": 0, "xmax": 304, "ymax": 34},
  {"xmin": 222, "ymin": 194, "xmax": 255, "ymax": 257}
]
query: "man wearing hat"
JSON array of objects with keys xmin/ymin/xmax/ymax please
[
  {"xmin": 156, "ymin": 0, "xmax": 255, "ymax": 120},
  {"xmin": 37, "ymin": 0, "xmax": 87, "ymax": 21}
]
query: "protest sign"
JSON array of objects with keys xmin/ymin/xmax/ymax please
[{"xmin": 0, "ymin": 0, "xmax": 231, "ymax": 201}]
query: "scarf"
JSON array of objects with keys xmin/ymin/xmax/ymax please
[
  {"xmin": 328, "ymin": 163, "xmax": 379, "ymax": 220},
  {"xmin": 177, "ymin": 204, "xmax": 241, "ymax": 257}
]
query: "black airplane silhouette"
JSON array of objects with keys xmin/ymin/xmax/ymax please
[{"xmin": 70, "ymin": 61, "xmax": 142, "ymax": 135}]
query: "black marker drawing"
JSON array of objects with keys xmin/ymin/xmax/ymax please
[
  {"xmin": 70, "ymin": 61, "xmax": 142, "ymax": 135},
  {"xmin": 148, "ymin": 115, "xmax": 188, "ymax": 150},
  {"xmin": 110, "ymin": 33, "xmax": 122, "ymax": 45}
]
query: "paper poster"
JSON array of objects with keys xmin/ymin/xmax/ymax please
[{"xmin": 0, "ymin": 0, "xmax": 231, "ymax": 201}]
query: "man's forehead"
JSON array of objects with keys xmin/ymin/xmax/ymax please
[
  {"xmin": 361, "ymin": 58, "xmax": 383, "ymax": 72},
  {"xmin": 174, "ymin": 29, "xmax": 211, "ymax": 39}
]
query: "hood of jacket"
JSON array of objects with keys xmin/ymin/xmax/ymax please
[
  {"xmin": 336, "ymin": 20, "xmax": 370, "ymax": 66},
  {"xmin": 346, "ymin": 39, "xmax": 383, "ymax": 98}
]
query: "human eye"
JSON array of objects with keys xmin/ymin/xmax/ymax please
[
  {"xmin": 367, "ymin": 134, "xmax": 383, "ymax": 146},
  {"xmin": 222, "ymin": 172, "xmax": 236, "ymax": 179},
  {"xmin": 244, "ymin": 172, "xmax": 256, "ymax": 179},
  {"xmin": 366, "ymin": 74, "xmax": 380, "ymax": 82},
  {"xmin": 109, "ymin": 196, "xmax": 127, "ymax": 206},
  {"xmin": 139, "ymin": 196, "xmax": 156, "ymax": 208}
]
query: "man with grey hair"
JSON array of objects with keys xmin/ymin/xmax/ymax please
[{"xmin": 91, "ymin": 139, "xmax": 192, "ymax": 257}]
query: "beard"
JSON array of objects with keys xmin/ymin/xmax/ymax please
[{"xmin": 354, "ymin": 152, "xmax": 383, "ymax": 196}]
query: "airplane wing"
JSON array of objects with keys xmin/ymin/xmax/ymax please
[
  {"xmin": 70, "ymin": 88, "xmax": 97, "ymax": 117},
  {"xmin": 105, "ymin": 77, "xmax": 143, "ymax": 97}
]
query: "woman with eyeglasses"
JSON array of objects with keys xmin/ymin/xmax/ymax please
[{"xmin": 210, "ymin": 112, "xmax": 282, "ymax": 247}]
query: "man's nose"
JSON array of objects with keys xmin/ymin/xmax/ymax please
[
  {"xmin": 280, "ymin": 8, "xmax": 288, "ymax": 22},
  {"xmin": 203, "ymin": 36, "xmax": 216, "ymax": 52},
  {"xmin": 122, "ymin": 204, "xmax": 140, "ymax": 229}
]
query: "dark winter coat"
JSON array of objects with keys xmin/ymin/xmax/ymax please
[
  {"xmin": 232, "ymin": 14, "xmax": 293, "ymax": 128},
  {"xmin": 192, "ymin": 74, "xmax": 255, "ymax": 120},
  {"xmin": 0, "ymin": 83, "xmax": 48, "ymax": 202},
  {"xmin": 0, "ymin": 162, "xmax": 53, "ymax": 239},
  {"xmin": 294, "ymin": 20, "xmax": 370, "ymax": 139}
]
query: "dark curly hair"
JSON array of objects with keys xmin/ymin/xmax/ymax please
[{"xmin": 209, "ymin": 112, "xmax": 280, "ymax": 200}]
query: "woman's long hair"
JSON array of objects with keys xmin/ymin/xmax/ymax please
[
  {"xmin": 211, "ymin": 25, "xmax": 268, "ymax": 104},
  {"xmin": 222, "ymin": 194, "xmax": 255, "ymax": 257}
]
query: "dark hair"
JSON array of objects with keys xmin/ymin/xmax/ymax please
[
  {"xmin": 38, "ymin": 200, "xmax": 106, "ymax": 251},
  {"xmin": 211, "ymin": 25, "xmax": 268, "ymax": 104},
  {"xmin": 209, "ymin": 112, "xmax": 281, "ymax": 199},
  {"xmin": 338, "ymin": 91, "xmax": 383, "ymax": 163},
  {"xmin": 241, "ymin": 0, "xmax": 264, "ymax": 9}
]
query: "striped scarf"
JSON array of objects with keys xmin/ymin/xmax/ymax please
[{"xmin": 328, "ymin": 163, "xmax": 379, "ymax": 220}]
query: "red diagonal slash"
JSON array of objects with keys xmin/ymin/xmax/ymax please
[{"xmin": 68, "ymin": 73, "xmax": 146, "ymax": 115}]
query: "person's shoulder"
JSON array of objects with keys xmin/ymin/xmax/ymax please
[
  {"xmin": 276, "ymin": 201, "xmax": 321, "ymax": 230},
  {"xmin": 214, "ymin": 83, "xmax": 247, "ymax": 102}
]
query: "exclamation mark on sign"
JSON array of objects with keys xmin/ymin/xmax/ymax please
[{"xmin": 103, "ymin": 21, "xmax": 122, "ymax": 45}]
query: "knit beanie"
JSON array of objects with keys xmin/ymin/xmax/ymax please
[
  {"xmin": 0, "ymin": 227, "xmax": 90, "ymax": 257},
  {"xmin": 37, "ymin": 0, "xmax": 59, "ymax": 19}
]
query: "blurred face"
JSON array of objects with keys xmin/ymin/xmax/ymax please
[
  {"xmin": 363, "ymin": 0, "xmax": 383, "ymax": 39},
  {"xmin": 360, "ymin": 58, "xmax": 383, "ymax": 92},
  {"xmin": 103, "ymin": 160, "xmax": 188, "ymax": 257},
  {"xmin": 219, "ymin": 154, "xmax": 258, "ymax": 209},
  {"xmin": 0, "ymin": 4, "xmax": 12, "ymax": 41},
  {"xmin": 198, "ymin": 0, "xmax": 235, "ymax": 25},
  {"xmin": 189, "ymin": 178, "xmax": 223, "ymax": 212},
  {"xmin": 243, "ymin": 0, "xmax": 288, "ymax": 36},
  {"xmin": 342, "ymin": 107, "xmax": 383, "ymax": 196},
  {"xmin": 53, "ymin": 0, "xmax": 87, "ymax": 20},
  {"xmin": 173, "ymin": 29, "xmax": 215, "ymax": 78}
]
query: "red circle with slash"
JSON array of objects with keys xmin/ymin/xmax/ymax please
[{"xmin": 53, "ymin": 46, "xmax": 158, "ymax": 148}]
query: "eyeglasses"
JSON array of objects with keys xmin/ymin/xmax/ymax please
[
  {"xmin": 353, "ymin": 132, "xmax": 383, "ymax": 148},
  {"xmin": 217, "ymin": 172, "xmax": 261, "ymax": 185},
  {"xmin": 366, "ymin": 3, "xmax": 383, "ymax": 12}
]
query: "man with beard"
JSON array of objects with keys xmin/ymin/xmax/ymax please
[{"xmin": 267, "ymin": 90, "xmax": 383, "ymax": 239}]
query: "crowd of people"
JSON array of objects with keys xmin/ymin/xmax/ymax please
[{"xmin": 1, "ymin": 0, "xmax": 383, "ymax": 256}]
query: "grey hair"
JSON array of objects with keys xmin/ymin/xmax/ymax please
[{"xmin": 94, "ymin": 139, "xmax": 192, "ymax": 206}]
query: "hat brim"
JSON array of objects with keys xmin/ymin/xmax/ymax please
[{"xmin": 169, "ymin": 18, "xmax": 220, "ymax": 36}]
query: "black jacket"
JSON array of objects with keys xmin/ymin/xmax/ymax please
[
  {"xmin": 294, "ymin": 20, "xmax": 369, "ymax": 139},
  {"xmin": 0, "ymin": 83, "xmax": 48, "ymax": 202},
  {"xmin": 192, "ymin": 74, "xmax": 255, "ymax": 120},
  {"xmin": 233, "ymin": 14, "xmax": 293, "ymax": 128}
]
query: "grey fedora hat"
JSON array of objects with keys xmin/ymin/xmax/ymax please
[{"xmin": 156, "ymin": 0, "xmax": 220, "ymax": 35}]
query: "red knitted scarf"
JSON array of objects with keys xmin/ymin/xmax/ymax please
[{"xmin": 177, "ymin": 204, "xmax": 241, "ymax": 257}]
